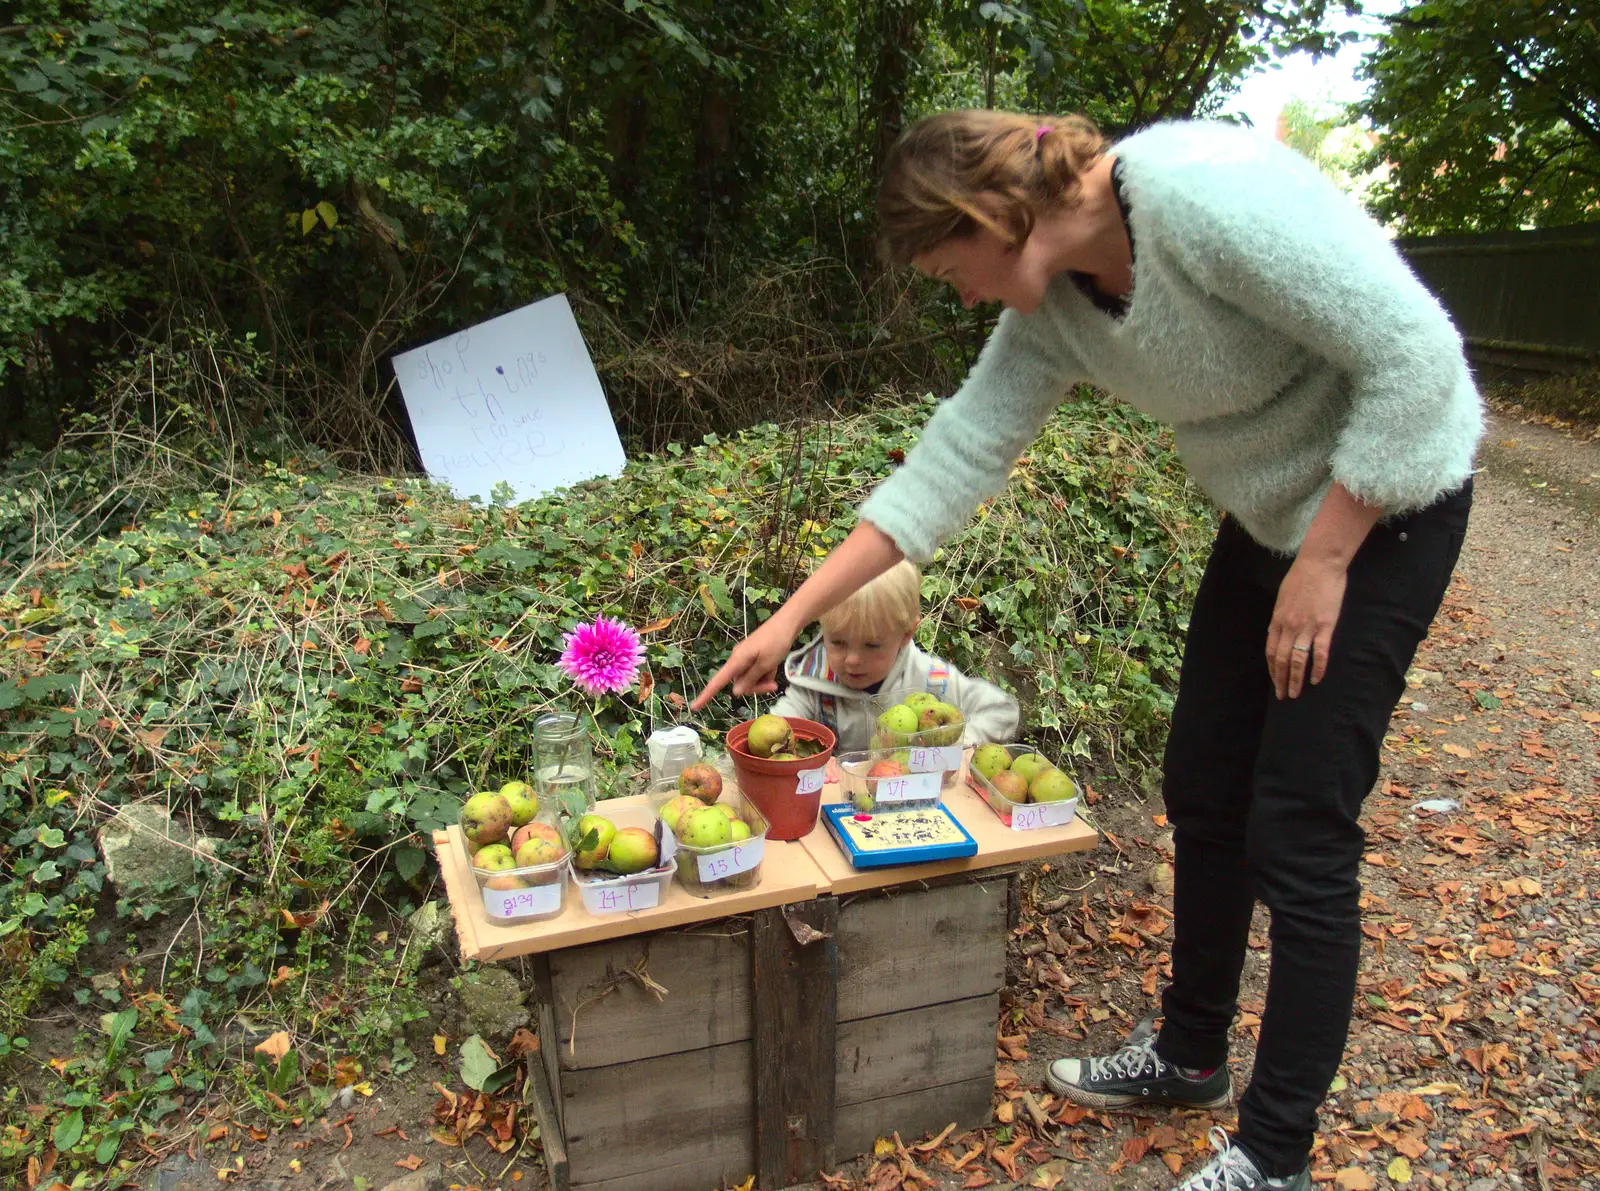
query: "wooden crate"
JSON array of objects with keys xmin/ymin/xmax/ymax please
[{"xmin": 527, "ymin": 874, "xmax": 1011, "ymax": 1191}]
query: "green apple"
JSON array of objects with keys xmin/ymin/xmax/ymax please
[
  {"xmin": 876, "ymin": 704, "xmax": 919, "ymax": 737},
  {"xmin": 573, "ymin": 814, "xmax": 616, "ymax": 870},
  {"xmin": 728, "ymin": 819, "xmax": 752, "ymax": 842},
  {"xmin": 607, "ymin": 827, "xmax": 659, "ymax": 874},
  {"xmin": 1030, "ymin": 768, "xmax": 1076, "ymax": 804},
  {"xmin": 919, "ymin": 701, "xmax": 965, "ymax": 747},
  {"xmin": 514, "ymin": 836, "xmax": 564, "ymax": 867},
  {"xmin": 972, "ymin": 745, "xmax": 1013, "ymax": 781},
  {"xmin": 1009, "ymin": 753, "xmax": 1051, "ymax": 785},
  {"xmin": 461, "ymin": 793, "xmax": 514, "ymax": 849},
  {"xmin": 498, "ymin": 780, "xmax": 538, "ymax": 827},
  {"xmin": 679, "ymin": 806, "xmax": 733, "ymax": 848},
  {"xmin": 746, "ymin": 714, "xmax": 794, "ymax": 758},
  {"xmin": 659, "ymin": 794, "xmax": 703, "ymax": 835},
  {"xmin": 989, "ymin": 770, "xmax": 1030, "ymax": 802},
  {"xmin": 903, "ymin": 692, "xmax": 940, "ymax": 713},
  {"xmin": 473, "ymin": 843, "xmax": 515, "ymax": 872}
]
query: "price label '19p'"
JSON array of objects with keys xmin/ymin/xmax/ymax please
[{"xmin": 905, "ymin": 746, "xmax": 962, "ymax": 772}]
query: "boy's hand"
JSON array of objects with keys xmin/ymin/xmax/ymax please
[{"xmin": 692, "ymin": 617, "xmax": 798, "ymax": 709}]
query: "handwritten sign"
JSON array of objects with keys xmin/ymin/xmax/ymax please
[
  {"xmin": 392, "ymin": 294, "xmax": 626, "ymax": 503},
  {"xmin": 583, "ymin": 877, "xmax": 662, "ymax": 914},
  {"xmin": 905, "ymin": 746, "xmax": 962, "ymax": 773},
  {"xmin": 696, "ymin": 837, "xmax": 765, "ymax": 883},
  {"xmin": 482, "ymin": 879, "xmax": 563, "ymax": 920},
  {"xmin": 796, "ymin": 766, "xmax": 827, "ymax": 796},
  {"xmin": 1010, "ymin": 800, "xmax": 1078, "ymax": 832},
  {"xmin": 872, "ymin": 770, "xmax": 942, "ymax": 805}
]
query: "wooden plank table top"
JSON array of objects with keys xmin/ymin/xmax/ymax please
[
  {"xmin": 433, "ymin": 793, "xmax": 827, "ymax": 961},
  {"xmin": 434, "ymin": 759, "xmax": 1098, "ymax": 960},
  {"xmin": 795, "ymin": 761, "xmax": 1098, "ymax": 896}
]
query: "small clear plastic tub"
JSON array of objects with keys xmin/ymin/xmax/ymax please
[
  {"xmin": 569, "ymin": 798, "xmax": 676, "ymax": 914},
  {"xmin": 835, "ymin": 750, "xmax": 945, "ymax": 812},
  {"xmin": 658, "ymin": 789, "xmax": 769, "ymax": 899},
  {"xmin": 966, "ymin": 743, "xmax": 1080, "ymax": 832},
  {"xmin": 867, "ymin": 685, "xmax": 971, "ymax": 790},
  {"xmin": 462, "ymin": 832, "xmax": 570, "ymax": 925}
]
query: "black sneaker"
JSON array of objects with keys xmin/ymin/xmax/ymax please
[
  {"xmin": 1174, "ymin": 1128, "xmax": 1310, "ymax": 1191},
  {"xmin": 1045, "ymin": 1020, "xmax": 1232, "ymax": 1109}
]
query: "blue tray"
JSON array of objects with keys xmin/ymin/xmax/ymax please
[{"xmin": 821, "ymin": 803, "xmax": 979, "ymax": 869}]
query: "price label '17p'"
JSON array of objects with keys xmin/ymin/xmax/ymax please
[
  {"xmin": 873, "ymin": 770, "xmax": 942, "ymax": 804},
  {"xmin": 697, "ymin": 837, "xmax": 766, "ymax": 883}
]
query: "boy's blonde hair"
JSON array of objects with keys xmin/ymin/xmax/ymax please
[{"xmin": 819, "ymin": 561, "xmax": 922, "ymax": 640}]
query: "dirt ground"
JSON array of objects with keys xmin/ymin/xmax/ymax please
[{"xmin": 135, "ymin": 405, "xmax": 1599, "ymax": 1191}]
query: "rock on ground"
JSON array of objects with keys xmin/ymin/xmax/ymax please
[
  {"xmin": 458, "ymin": 966, "xmax": 530, "ymax": 1037},
  {"xmin": 97, "ymin": 803, "xmax": 220, "ymax": 896}
]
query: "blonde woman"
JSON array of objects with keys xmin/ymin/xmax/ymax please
[{"xmin": 696, "ymin": 110, "xmax": 1479, "ymax": 1191}]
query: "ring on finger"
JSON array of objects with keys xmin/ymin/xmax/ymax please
[{"xmin": 1290, "ymin": 643, "xmax": 1311, "ymax": 654}]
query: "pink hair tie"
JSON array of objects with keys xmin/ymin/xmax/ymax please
[{"xmin": 1034, "ymin": 125, "xmax": 1050, "ymax": 142}]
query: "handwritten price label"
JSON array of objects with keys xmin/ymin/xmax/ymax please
[
  {"xmin": 586, "ymin": 879, "xmax": 661, "ymax": 914},
  {"xmin": 482, "ymin": 879, "xmax": 563, "ymax": 920},
  {"xmin": 696, "ymin": 837, "xmax": 765, "ymax": 883},
  {"xmin": 796, "ymin": 766, "xmax": 827, "ymax": 796},
  {"xmin": 873, "ymin": 770, "xmax": 943, "ymax": 804},
  {"xmin": 1009, "ymin": 800, "xmax": 1078, "ymax": 832},
  {"xmin": 905, "ymin": 746, "xmax": 962, "ymax": 772}
]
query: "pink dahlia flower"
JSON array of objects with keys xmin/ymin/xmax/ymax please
[{"xmin": 558, "ymin": 615, "xmax": 643, "ymax": 696}]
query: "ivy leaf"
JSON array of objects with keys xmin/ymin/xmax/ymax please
[
  {"xmin": 301, "ymin": 209, "xmax": 317, "ymax": 235},
  {"xmin": 36, "ymin": 826, "xmax": 67, "ymax": 848},
  {"xmin": 1473, "ymin": 690, "xmax": 1500, "ymax": 710},
  {"xmin": 54, "ymin": 1107, "xmax": 84, "ymax": 1150},
  {"xmin": 316, "ymin": 201, "xmax": 338, "ymax": 229},
  {"xmin": 394, "ymin": 844, "xmax": 425, "ymax": 882}
]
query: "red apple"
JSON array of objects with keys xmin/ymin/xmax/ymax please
[
  {"xmin": 678, "ymin": 762, "xmax": 723, "ymax": 804},
  {"xmin": 867, "ymin": 759, "xmax": 909, "ymax": 779}
]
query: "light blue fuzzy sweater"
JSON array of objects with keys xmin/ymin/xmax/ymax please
[{"xmin": 859, "ymin": 121, "xmax": 1484, "ymax": 562}]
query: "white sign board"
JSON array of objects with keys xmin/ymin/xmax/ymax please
[{"xmin": 392, "ymin": 294, "xmax": 626, "ymax": 503}]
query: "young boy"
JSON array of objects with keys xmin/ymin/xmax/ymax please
[{"xmin": 768, "ymin": 561, "xmax": 1019, "ymax": 751}]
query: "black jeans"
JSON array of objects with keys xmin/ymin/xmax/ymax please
[{"xmin": 1156, "ymin": 481, "xmax": 1472, "ymax": 1177}]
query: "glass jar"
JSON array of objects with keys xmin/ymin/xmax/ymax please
[{"xmin": 532, "ymin": 712, "xmax": 598, "ymax": 823}]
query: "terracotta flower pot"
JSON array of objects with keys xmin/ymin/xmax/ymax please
[{"xmin": 725, "ymin": 717, "xmax": 837, "ymax": 841}]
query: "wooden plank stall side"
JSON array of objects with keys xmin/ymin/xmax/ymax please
[
  {"xmin": 752, "ymin": 898, "xmax": 839, "ymax": 1189},
  {"xmin": 562, "ymin": 1039, "xmax": 756, "ymax": 1191},
  {"xmin": 836, "ymin": 880, "xmax": 1007, "ymax": 1022},
  {"xmin": 835, "ymin": 994, "xmax": 999, "ymax": 1109},
  {"xmin": 530, "ymin": 953, "xmax": 565, "ymax": 1137},
  {"xmin": 525, "ymin": 1048, "xmax": 570, "ymax": 1191},
  {"xmin": 834, "ymin": 1076, "xmax": 994, "ymax": 1163},
  {"xmin": 550, "ymin": 923, "xmax": 753, "ymax": 1070}
]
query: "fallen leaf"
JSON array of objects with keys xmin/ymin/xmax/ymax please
[
  {"xmin": 1164, "ymin": 1152, "xmax": 1184, "ymax": 1175},
  {"xmin": 1441, "ymin": 743, "xmax": 1473, "ymax": 759},
  {"xmin": 394, "ymin": 1155, "xmax": 423, "ymax": 1171},
  {"xmin": 1387, "ymin": 1157, "xmax": 1413, "ymax": 1184},
  {"xmin": 639, "ymin": 616, "xmax": 674, "ymax": 634},
  {"xmin": 254, "ymin": 1032, "xmax": 292, "ymax": 1063},
  {"xmin": 962, "ymin": 1174, "xmax": 993, "ymax": 1190},
  {"xmin": 433, "ymin": 1035, "xmax": 447, "ymax": 1056},
  {"xmin": 874, "ymin": 1137, "xmax": 896, "ymax": 1159},
  {"xmin": 1334, "ymin": 1168, "xmax": 1375, "ymax": 1190}
]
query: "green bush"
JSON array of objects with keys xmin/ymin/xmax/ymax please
[{"xmin": 0, "ymin": 339, "xmax": 1208, "ymax": 1175}]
